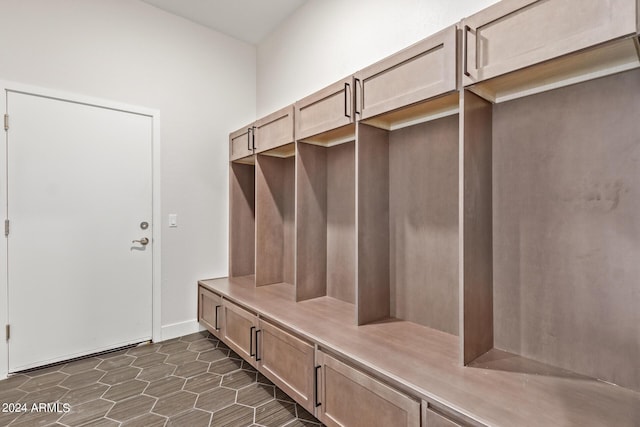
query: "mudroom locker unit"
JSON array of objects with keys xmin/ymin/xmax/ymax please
[{"xmin": 199, "ymin": 0, "xmax": 640, "ymax": 425}]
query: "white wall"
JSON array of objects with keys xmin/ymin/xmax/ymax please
[
  {"xmin": 0, "ymin": 0, "xmax": 256, "ymax": 371},
  {"xmin": 257, "ymin": 0, "xmax": 499, "ymax": 116}
]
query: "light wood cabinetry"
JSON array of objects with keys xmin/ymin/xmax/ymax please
[
  {"xmin": 423, "ymin": 408, "xmax": 462, "ymax": 427},
  {"xmin": 295, "ymin": 76, "xmax": 355, "ymax": 144},
  {"xmin": 254, "ymin": 105, "xmax": 295, "ymax": 156},
  {"xmin": 315, "ymin": 350, "xmax": 420, "ymax": 427},
  {"xmin": 198, "ymin": 287, "xmax": 223, "ymax": 339},
  {"xmin": 211, "ymin": 2, "xmax": 640, "ymax": 425},
  {"xmin": 355, "ymin": 26, "xmax": 459, "ymax": 329},
  {"xmin": 462, "ymin": 0, "xmax": 640, "ymax": 101},
  {"xmin": 295, "ymin": 76, "xmax": 357, "ymax": 304},
  {"xmin": 458, "ymin": 0, "xmax": 640, "ymax": 395},
  {"xmin": 221, "ymin": 300, "xmax": 258, "ymax": 368},
  {"xmin": 229, "ymin": 125, "xmax": 254, "ymax": 162},
  {"xmin": 256, "ymin": 319, "xmax": 315, "ymax": 413},
  {"xmin": 356, "ymin": 25, "xmax": 457, "ymax": 124}
]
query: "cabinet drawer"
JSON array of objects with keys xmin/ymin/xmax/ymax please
[
  {"xmin": 254, "ymin": 105, "xmax": 294, "ymax": 154},
  {"xmin": 230, "ymin": 125, "xmax": 254, "ymax": 161},
  {"xmin": 198, "ymin": 287, "xmax": 223, "ymax": 339},
  {"xmin": 316, "ymin": 350, "xmax": 420, "ymax": 427},
  {"xmin": 295, "ymin": 77, "xmax": 354, "ymax": 140},
  {"xmin": 222, "ymin": 300, "xmax": 258, "ymax": 367},
  {"xmin": 356, "ymin": 25, "xmax": 457, "ymax": 120},
  {"xmin": 257, "ymin": 319, "xmax": 315, "ymax": 413},
  {"xmin": 462, "ymin": 0, "xmax": 637, "ymax": 86}
]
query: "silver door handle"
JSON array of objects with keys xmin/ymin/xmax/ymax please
[{"xmin": 132, "ymin": 237, "xmax": 149, "ymax": 245}]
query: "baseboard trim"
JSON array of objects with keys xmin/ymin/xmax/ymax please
[{"xmin": 160, "ymin": 319, "xmax": 204, "ymax": 342}]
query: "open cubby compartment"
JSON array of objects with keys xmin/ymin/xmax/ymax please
[
  {"xmin": 229, "ymin": 159, "xmax": 255, "ymax": 279},
  {"xmin": 461, "ymin": 67, "xmax": 640, "ymax": 392},
  {"xmin": 255, "ymin": 150, "xmax": 295, "ymax": 287},
  {"xmin": 356, "ymin": 93, "xmax": 459, "ymax": 333},
  {"xmin": 296, "ymin": 139, "xmax": 356, "ymax": 306}
]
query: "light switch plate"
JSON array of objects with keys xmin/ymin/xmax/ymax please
[{"xmin": 169, "ymin": 214, "xmax": 177, "ymax": 228}]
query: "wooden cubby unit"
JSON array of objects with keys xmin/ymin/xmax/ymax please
[
  {"xmin": 296, "ymin": 140, "xmax": 356, "ymax": 304},
  {"xmin": 355, "ymin": 25, "xmax": 459, "ymax": 330},
  {"xmin": 356, "ymin": 111, "xmax": 459, "ymax": 331},
  {"xmin": 461, "ymin": 69, "xmax": 640, "ymax": 391},
  {"xmin": 295, "ymin": 76, "xmax": 357, "ymax": 304},
  {"xmin": 461, "ymin": 0, "xmax": 640, "ymax": 394},
  {"xmin": 208, "ymin": 3, "xmax": 640, "ymax": 425}
]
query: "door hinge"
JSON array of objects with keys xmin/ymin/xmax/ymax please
[
  {"xmin": 5, "ymin": 324, "xmax": 9, "ymax": 341},
  {"xmin": 3, "ymin": 114, "xmax": 8, "ymax": 131},
  {"xmin": 4, "ymin": 219, "xmax": 8, "ymax": 237}
]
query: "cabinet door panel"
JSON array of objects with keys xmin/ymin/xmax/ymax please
[
  {"xmin": 254, "ymin": 105, "xmax": 294, "ymax": 154},
  {"xmin": 230, "ymin": 125, "xmax": 254, "ymax": 161},
  {"xmin": 462, "ymin": 0, "xmax": 637, "ymax": 85},
  {"xmin": 423, "ymin": 407, "xmax": 463, "ymax": 427},
  {"xmin": 317, "ymin": 350, "xmax": 420, "ymax": 427},
  {"xmin": 296, "ymin": 77, "xmax": 354, "ymax": 140},
  {"xmin": 356, "ymin": 26, "xmax": 457, "ymax": 120},
  {"xmin": 257, "ymin": 320, "xmax": 315, "ymax": 412},
  {"xmin": 222, "ymin": 300, "xmax": 258, "ymax": 366},
  {"xmin": 198, "ymin": 287, "xmax": 223, "ymax": 339}
]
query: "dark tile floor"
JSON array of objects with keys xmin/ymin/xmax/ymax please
[{"xmin": 0, "ymin": 331, "xmax": 324, "ymax": 427}]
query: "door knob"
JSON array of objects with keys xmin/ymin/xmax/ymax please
[{"xmin": 132, "ymin": 237, "xmax": 149, "ymax": 245}]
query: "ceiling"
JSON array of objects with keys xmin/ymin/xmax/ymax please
[{"xmin": 141, "ymin": 0, "xmax": 307, "ymax": 44}]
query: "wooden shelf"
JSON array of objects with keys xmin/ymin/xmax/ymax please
[{"xmin": 200, "ymin": 276, "xmax": 640, "ymax": 427}]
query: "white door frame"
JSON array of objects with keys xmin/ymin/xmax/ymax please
[{"xmin": 0, "ymin": 81, "xmax": 162, "ymax": 380}]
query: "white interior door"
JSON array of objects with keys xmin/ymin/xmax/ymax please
[{"xmin": 6, "ymin": 91, "xmax": 153, "ymax": 372}]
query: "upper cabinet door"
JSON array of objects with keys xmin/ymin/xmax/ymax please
[
  {"xmin": 295, "ymin": 77, "xmax": 354, "ymax": 141},
  {"xmin": 462, "ymin": 0, "xmax": 638, "ymax": 86},
  {"xmin": 230, "ymin": 124, "xmax": 254, "ymax": 161},
  {"xmin": 355, "ymin": 25, "xmax": 457, "ymax": 121},
  {"xmin": 254, "ymin": 105, "xmax": 295, "ymax": 154}
]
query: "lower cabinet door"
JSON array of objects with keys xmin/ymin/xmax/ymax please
[
  {"xmin": 316, "ymin": 350, "xmax": 420, "ymax": 427},
  {"xmin": 198, "ymin": 287, "xmax": 223, "ymax": 339},
  {"xmin": 423, "ymin": 407, "xmax": 463, "ymax": 427},
  {"xmin": 222, "ymin": 300, "xmax": 258, "ymax": 367},
  {"xmin": 257, "ymin": 319, "xmax": 315, "ymax": 413}
]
